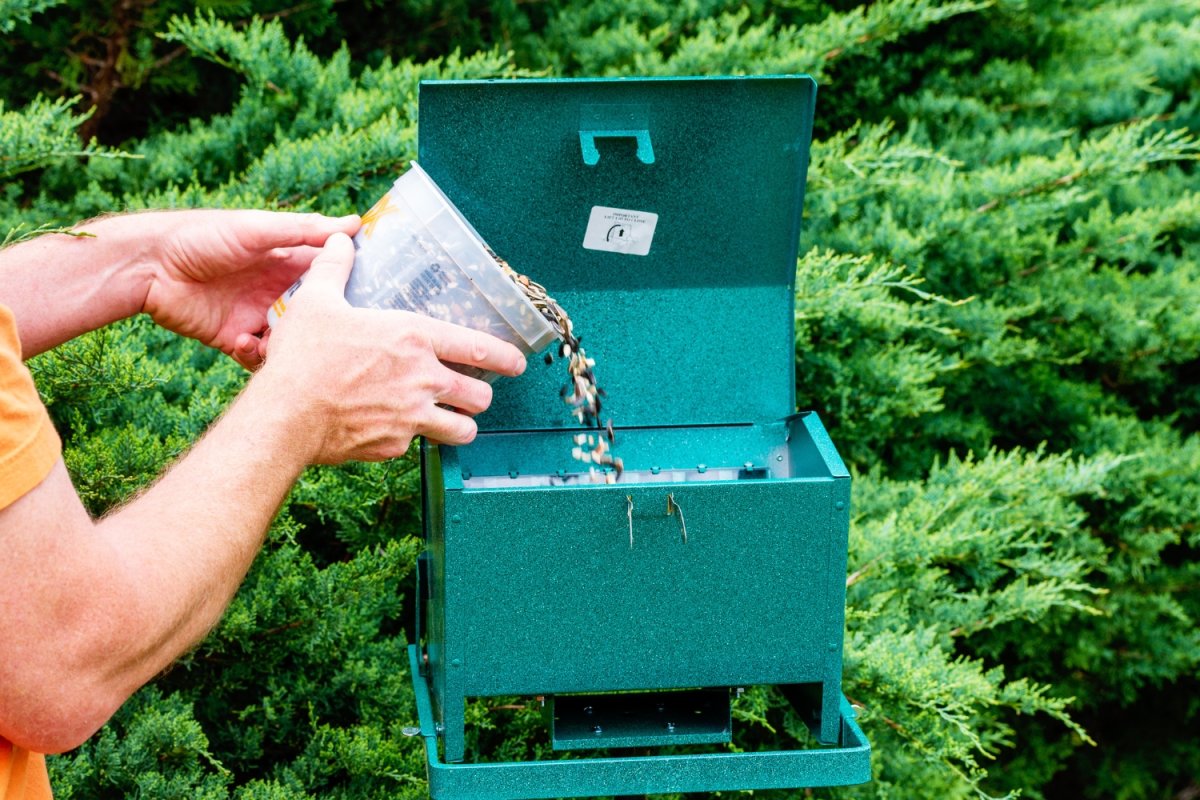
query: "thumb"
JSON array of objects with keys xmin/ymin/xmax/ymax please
[{"xmin": 300, "ymin": 232, "xmax": 356, "ymax": 295}]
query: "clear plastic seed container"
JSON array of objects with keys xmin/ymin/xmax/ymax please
[{"xmin": 267, "ymin": 162, "xmax": 558, "ymax": 380}]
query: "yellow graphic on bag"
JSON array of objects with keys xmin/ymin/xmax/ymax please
[{"xmin": 359, "ymin": 192, "xmax": 399, "ymax": 238}]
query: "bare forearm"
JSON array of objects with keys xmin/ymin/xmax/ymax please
[
  {"xmin": 0, "ymin": 216, "xmax": 154, "ymax": 357},
  {"xmin": 94, "ymin": 367, "xmax": 318, "ymax": 695},
  {"xmin": 0, "ymin": 367, "xmax": 320, "ymax": 753},
  {"xmin": 0, "ymin": 228, "xmax": 524, "ymax": 753}
]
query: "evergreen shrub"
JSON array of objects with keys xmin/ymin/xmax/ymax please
[{"xmin": 1, "ymin": 0, "xmax": 1195, "ymax": 797}]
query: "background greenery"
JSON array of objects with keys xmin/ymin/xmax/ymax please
[{"xmin": 2, "ymin": 0, "xmax": 1197, "ymax": 797}]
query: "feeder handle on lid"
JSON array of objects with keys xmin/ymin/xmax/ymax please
[{"xmin": 579, "ymin": 103, "xmax": 655, "ymax": 166}]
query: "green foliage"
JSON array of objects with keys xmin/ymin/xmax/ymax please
[
  {"xmin": 0, "ymin": 95, "xmax": 132, "ymax": 180},
  {"xmin": 50, "ymin": 687, "xmax": 232, "ymax": 799},
  {"xmin": 1, "ymin": 0, "xmax": 1197, "ymax": 798},
  {"xmin": 525, "ymin": 0, "xmax": 988, "ymax": 79},
  {"xmin": 794, "ymin": 245, "xmax": 968, "ymax": 469},
  {"xmin": 0, "ymin": 0, "xmax": 64, "ymax": 33}
]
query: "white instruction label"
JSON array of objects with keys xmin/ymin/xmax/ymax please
[{"xmin": 582, "ymin": 206, "xmax": 658, "ymax": 256}]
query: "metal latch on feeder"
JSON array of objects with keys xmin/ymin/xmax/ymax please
[{"xmin": 623, "ymin": 491, "xmax": 690, "ymax": 548}]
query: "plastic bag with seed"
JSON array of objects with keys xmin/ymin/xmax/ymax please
[{"xmin": 266, "ymin": 162, "xmax": 557, "ymax": 381}]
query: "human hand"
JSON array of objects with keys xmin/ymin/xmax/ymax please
[
  {"xmin": 256, "ymin": 233, "xmax": 527, "ymax": 462},
  {"xmin": 140, "ymin": 209, "xmax": 360, "ymax": 369}
]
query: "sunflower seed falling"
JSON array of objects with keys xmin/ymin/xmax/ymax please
[{"xmin": 487, "ymin": 247, "xmax": 623, "ymax": 481}]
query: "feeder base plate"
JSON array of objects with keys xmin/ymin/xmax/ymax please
[{"xmin": 407, "ymin": 646, "xmax": 871, "ymax": 799}]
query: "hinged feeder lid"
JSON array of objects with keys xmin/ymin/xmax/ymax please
[{"xmin": 418, "ymin": 75, "xmax": 816, "ymax": 430}]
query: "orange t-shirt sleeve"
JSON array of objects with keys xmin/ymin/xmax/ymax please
[
  {"xmin": 0, "ymin": 302, "xmax": 60, "ymax": 511},
  {"xmin": 0, "ymin": 302, "xmax": 60, "ymax": 798},
  {"xmin": 0, "ymin": 740, "xmax": 53, "ymax": 800}
]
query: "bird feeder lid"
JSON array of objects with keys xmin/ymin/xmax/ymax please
[{"xmin": 417, "ymin": 75, "xmax": 817, "ymax": 431}]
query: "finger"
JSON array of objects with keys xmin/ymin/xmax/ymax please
[
  {"xmin": 418, "ymin": 406, "xmax": 479, "ymax": 446},
  {"xmin": 257, "ymin": 329, "xmax": 272, "ymax": 361},
  {"xmin": 235, "ymin": 211, "xmax": 361, "ymax": 252},
  {"xmin": 267, "ymin": 244, "xmax": 324, "ymax": 273},
  {"xmin": 254, "ymin": 245, "xmax": 324, "ymax": 298},
  {"xmin": 298, "ymin": 232, "xmax": 356, "ymax": 295},
  {"xmin": 233, "ymin": 332, "xmax": 265, "ymax": 371},
  {"xmin": 437, "ymin": 369, "xmax": 494, "ymax": 416},
  {"xmin": 421, "ymin": 318, "xmax": 527, "ymax": 377}
]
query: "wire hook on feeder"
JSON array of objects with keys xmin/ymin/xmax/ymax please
[
  {"xmin": 667, "ymin": 493, "xmax": 688, "ymax": 544},
  {"xmin": 626, "ymin": 495, "xmax": 634, "ymax": 549}
]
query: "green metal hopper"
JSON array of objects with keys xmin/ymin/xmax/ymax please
[{"xmin": 410, "ymin": 75, "xmax": 870, "ymax": 798}]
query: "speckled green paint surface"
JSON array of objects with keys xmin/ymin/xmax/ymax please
[
  {"xmin": 409, "ymin": 647, "xmax": 871, "ymax": 799},
  {"xmin": 412, "ymin": 75, "xmax": 868, "ymax": 794},
  {"xmin": 417, "ymin": 75, "xmax": 816, "ymax": 432}
]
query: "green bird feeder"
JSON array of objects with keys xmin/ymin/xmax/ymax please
[{"xmin": 409, "ymin": 75, "xmax": 870, "ymax": 798}]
